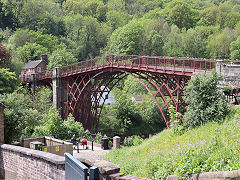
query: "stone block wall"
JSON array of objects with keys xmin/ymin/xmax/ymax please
[
  {"xmin": 216, "ymin": 62, "xmax": 240, "ymax": 86},
  {"xmin": 0, "ymin": 144, "xmax": 65, "ymax": 180}
]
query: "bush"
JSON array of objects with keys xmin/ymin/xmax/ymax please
[
  {"xmin": 123, "ymin": 136, "xmax": 143, "ymax": 147},
  {"xmin": 169, "ymin": 105, "xmax": 184, "ymax": 135},
  {"xmin": 0, "ymin": 87, "xmax": 40, "ymax": 143},
  {"xmin": 184, "ymin": 71, "xmax": 231, "ymax": 128},
  {"xmin": 32, "ymin": 108, "xmax": 90, "ymax": 140}
]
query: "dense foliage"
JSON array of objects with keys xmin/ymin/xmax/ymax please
[
  {"xmin": 104, "ymin": 108, "xmax": 240, "ymax": 179},
  {"xmin": 98, "ymin": 76, "xmax": 167, "ymax": 137},
  {"xmin": 0, "ymin": 68, "xmax": 17, "ymax": 94},
  {"xmin": 0, "ymin": 0, "xmax": 240, "ymax": 77},
  {"xmin": 184, "ymin": 72, "xmax": 231, "ymax": 127},
  {"xmin": 0, "ymin": 87, "xmax": 41, "ymax": 143},
  {"xmin": 32, "ymin": 108, "xmax": 89, "ymax": 140}
]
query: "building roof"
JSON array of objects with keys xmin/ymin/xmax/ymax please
[{"xmin": 23, "ymin": 60, "xmax": 44, "ymax": 69}]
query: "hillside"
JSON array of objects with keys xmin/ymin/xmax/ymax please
[
  {"xmin": 103, "ymin": 108, "xmax": 240, "ymax": 179},
  {"xmin": 2, "ymin": 0, "xmax": 240, "ymax": 76}
]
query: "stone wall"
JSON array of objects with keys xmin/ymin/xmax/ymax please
[
  {"xmin": 166, "ymin": 170, "xmax": 240, "ymax": 180},
  {"xmin": 222, "ymin": 64, "xmax": 240, "ymax": 85},
  {"xmin": 0, "ymin": 144, "xmax": 65, "ymax": 180},
  {"xmin": 216, "ymin": 61, "xmax": 240, "ymax": 86}
]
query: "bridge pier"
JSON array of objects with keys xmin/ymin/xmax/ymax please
[
  {"xmin": 216, "ymin": 60, "xmax": 224, "ymax": 74},
  {"xmin": 52, "ymin": 68, "xmax": 62, "ymax": 110}
]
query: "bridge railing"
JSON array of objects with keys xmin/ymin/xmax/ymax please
[
  {"xmin": 60, "ymin": 55, "xmax": 217, "ymax": 77},
  {"xmin": 21, "ymin": 55, "xmax": 240, "ymax": 83},
  {"xmin": 112, "ymin": 55, "xmax": 216, "ymax": 72},
  {"xmin": 19, "ymin": 70, "xmax": 53, "ymax": 83}
]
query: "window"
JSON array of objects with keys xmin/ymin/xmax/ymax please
[
  {"xmin": 28, "ymin": 69, "xmax": 33, "ymax": 72},
  {"xmin": 37, "ymin": 67, "xmax": 42, "ymax": 72}
]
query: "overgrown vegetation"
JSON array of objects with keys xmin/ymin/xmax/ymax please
[
  {"xmin": 0, "ymin": 1, "xmax": 239, "ymax": 177},
  {"xmin": 184, "ymin": 71, "xmax": 231, "ymax": 128},
  {"xmin": 103, "ymin": 72, "xmax": 235, "ymax": 179},
  {"xmin": 104, "ymin": 108, "xmax": 240, "ymax": 179},
  {"xmin": 1, "ymin": 0, "xmax": 240, "ymax": 79},
  {"xmin": 98, "ymin": 76, "xmax": 167, "ymax": 137}
]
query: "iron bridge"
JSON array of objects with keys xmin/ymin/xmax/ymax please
[{"xmin": 21, "ymin": 55, "xmax": 217, "ymax": 131}]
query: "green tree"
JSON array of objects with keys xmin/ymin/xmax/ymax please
[
  {"xmin": 0, "ymin": 87, "xmax": 39, "ymax": 143},
  {"xmin": 7, "ymin": 29, "xmax": 60, "ymax": 52},
  {"xmin": 143, "ymin": 30, "xmax": 164, "ymax": 56},
  {"xmin": 167, "ymin": 1, "xmax": 199, "ymax": 30},
  {"xmin": 136, "ymin": 99, "xmax": 167, "ymax": 134},
  {"xmin": 198, "ymin": 5, "xmax": 219, "ymax": 26},
  {"xmin": 16, "ymin": 0, "xmax": 65, "ymax": 36},
  {"xmin": 206, "ymin": 29, "xmax": 234, "ymax": 59},
  {"xmin": 15, "ymin": 42, "xmax": 49, "ymax": 63},
  {"xmin": 0, "ymin": 68, "xmax": 17, "ymax": 94},
  {"xmin": 230, "ymin": 36, "xmax": 240, "ymax": 60},
  {"xmin": 106, "ymin": 10, "xmax": 131, "ymax": 30},
  {"xmin": 32, "ymin": 107, "xmax": 64, "ymax": 139},
  {"xmin": 107, "ymin": 20, "xmax": 144, "ymax": 55},
  {"xmin": 32, "ymin": 86, "xmax": 53, "ymax": 114},
  {"xmin": 0, "ymin": 1, "xmax": 17, "ymax": 29},
  {"xmin": 184, "ymin": 72, "xmax": 230, "ymax": 128},
  {"xmin": 163, "ymin": 25, "xmax": 184, "ymax": 57},
  {"xmin": 181, "ymin": 28, "xmax": 207, "ymax": 58},
  {"xmin": 0, "ymin": 43, "xmax": 12, "ymax": 69},
  {"xmin": 123, "ymin": 76, "xmax": 148, "ymax": 95},
  {"xmin": 47, "ymin": 48, "xmax": 77, "ymax": 69},
  {"xmin": 64, "ymin": 14, "xmax": 111, "ymax": 60},
  {"xmin": 33, "ymin": 108, "xmax": 88, "ymax": 140}
]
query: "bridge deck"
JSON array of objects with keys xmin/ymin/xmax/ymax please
[{"xmin": 20, "ymin": 55, "xmax": 217, "ymax": 83}]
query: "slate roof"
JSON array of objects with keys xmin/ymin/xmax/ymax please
[{"xmin": 23, "ymin": 60, "xmax": 44, "ymax": 69}]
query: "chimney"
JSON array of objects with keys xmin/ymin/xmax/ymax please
[{"xmin": 41, "ymin": 54, "xmax": 48, "ymax": 64}]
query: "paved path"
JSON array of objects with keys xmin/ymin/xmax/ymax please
[{"xmin": 73, "ymin": 143, "xmax": 110, "ymax": 161}]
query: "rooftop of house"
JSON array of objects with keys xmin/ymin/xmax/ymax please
[
  {"xmin": 22, "ymin": 54, "xmax": 48, "ymax": 70},
  {"xmin": 23, "ymin": 60, "xmax": 45, "ymax": 70}
]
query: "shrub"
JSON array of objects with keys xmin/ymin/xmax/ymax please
[
  {"xmin": 123, "ymin": 136, "xmax": 143, "ymax": 147},
  {"xmin": 169, "ymin": 105, "xmax": 184, "ymax": 135},
  {"xmin": 184, "ymin": 71, "xmax": 231, "ymax": 128},
  {"xmin": 32, "ymin": 108, "xmax": 90, "ymax": 140}
]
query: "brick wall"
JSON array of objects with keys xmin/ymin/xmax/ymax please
[{"xmin": 0, "ymin": 144, "xmax": 65, "ymax": 180}]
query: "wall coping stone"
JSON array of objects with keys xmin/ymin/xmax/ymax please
[
  {"xmin": 0, "ymin": 143, "xmax": 65, "ymax": 165},
  {"xmin": 77, "ymin": 155, "xmax": 120, "ymax": 175},
  {"xmin": 224, "ymin": 64, "xmax": 240, "ymax": 68},
  {"xmin": 166, "ymin": 169, "xmax": 240, "ymax": 180}
]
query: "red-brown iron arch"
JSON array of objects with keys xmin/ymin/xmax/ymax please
[{"xmin": 62, "ymin": 67, "xmax": 190, "ymax": 131}]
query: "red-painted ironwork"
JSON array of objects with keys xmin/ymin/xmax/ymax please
[{"xmin": 20, "ymin": 55, "xmax": 225, "ymax": 131}]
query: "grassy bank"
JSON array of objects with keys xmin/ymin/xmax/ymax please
[{"xmin": 103, "ymin": 108, "xmax": 240, "ymax": 179}]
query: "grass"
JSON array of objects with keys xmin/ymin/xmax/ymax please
[{"xmin": 103, "ymin": 107, "xmax": 240, "ymax": 179}]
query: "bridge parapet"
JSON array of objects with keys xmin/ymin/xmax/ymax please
[
  {"xmin": 59, "ymin": 55, "xmax": 217, "ymax": 78},
  {"xmin": 20, "ymin": 55, "xmax": 240, "ymax": 83}
]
